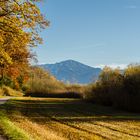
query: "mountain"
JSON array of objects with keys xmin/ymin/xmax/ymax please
[{"xmin": 39, "ymin": 60, "xmax": 102, "ymax": 84}]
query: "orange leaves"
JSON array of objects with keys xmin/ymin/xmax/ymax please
[{"xmin": 8, "ymin": 67, "xmax": 19, "ymax": 79}]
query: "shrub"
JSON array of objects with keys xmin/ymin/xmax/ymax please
[
  {"xmin": 85, "ymin": 65, "xmax": 140, "ymax": 112},
  {"xmin": 0, "ymin": 86, "xmax": 23, "ymax": 97}
]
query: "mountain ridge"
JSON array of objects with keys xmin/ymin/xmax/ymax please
[{"xmin": 39, "ymin": 60, "xmax": 102, "ymax": 84}]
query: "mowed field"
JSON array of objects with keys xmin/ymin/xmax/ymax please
[{"xmin": 0, "ymin": 97, "xmax": 140, "ymax": 140}]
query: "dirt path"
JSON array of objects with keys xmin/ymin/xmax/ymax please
[{"xmin": 0, "ymin": 98, "xmax": 10, "ymax": 104}]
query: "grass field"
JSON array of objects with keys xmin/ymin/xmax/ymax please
[{"xmin": 0, "ymin": 97, "xmax": 140, "ymax": 140}]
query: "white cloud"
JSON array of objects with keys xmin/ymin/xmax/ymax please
[{"xmin": 94, "ymin": 64, "xmax": 128, "ymax": 69}]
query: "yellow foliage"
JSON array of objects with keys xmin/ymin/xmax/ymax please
[{"xmin": 0, "ymin": 0, "xmax": 49, "ymax": 86}]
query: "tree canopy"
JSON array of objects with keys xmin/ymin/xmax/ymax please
[{"xmin": 0, "ymin": 0, "xmax": 49, "ymax": 88}]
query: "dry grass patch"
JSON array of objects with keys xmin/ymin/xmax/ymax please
[{"xmin": 0, "ymin": 97, "xmax": 140, "ymax": 140}]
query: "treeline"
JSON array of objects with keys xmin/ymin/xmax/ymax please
[
  {"xmin": 85, "ymin": 64, "xmax": 140, "ymax": 112},
  {"xmin": 25, "ymin": 66, "xmax": 83, "ymax": 98},
  {"xmin": 24, "ymin": 64, "xmax": 140, "ymax": 112},
  {"xmin": 0, "ymin": 0, "xmax": 49, "ymax": 89}
]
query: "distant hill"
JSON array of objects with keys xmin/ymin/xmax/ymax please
[{"xmin": 39, "ymin": 60, "xmax": 102, "ymax": 84}]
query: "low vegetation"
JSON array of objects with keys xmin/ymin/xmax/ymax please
[
  {"xmin": 0, "ymin": 111, "xmax": 30, "ymax": 140},
  {"xmin": 0, "ymin": 97, "xmax": 140, "ymax": 140},
  {"xmin": 0, "ymin": 86, "xmax": 23, "ymax": 97}
]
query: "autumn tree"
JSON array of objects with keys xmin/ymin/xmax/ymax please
[
  {"xmin": 99, "ymin": 66, "xmax": 123, "ymax": 85},
  {"xmin": 124, "ymin": 64, "xmax": 140, "ymax": 95},
  {"xmin": 0, "ymin": 0, "xmax": 49, "ymax": 88}
]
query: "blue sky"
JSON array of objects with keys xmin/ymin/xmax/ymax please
[{"xmin": 34, "ymin": 0, "xmax": 140, "ymax": 68}]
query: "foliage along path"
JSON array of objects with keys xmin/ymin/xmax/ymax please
[{"xmin": 0, "ymin": 97, "xmax": 140, "ymax": 140}]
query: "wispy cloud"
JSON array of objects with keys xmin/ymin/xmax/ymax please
[{"xmin": 125, "ymin": 5, "xmax": 137, "ymax": 9}]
